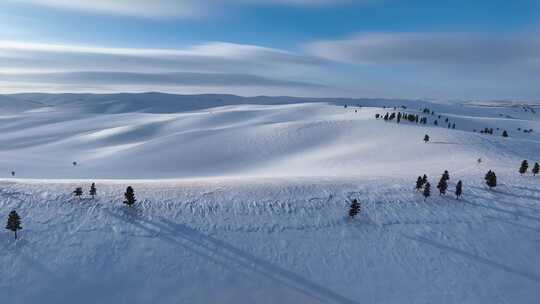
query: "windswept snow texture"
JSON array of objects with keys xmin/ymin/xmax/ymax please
[
  {"xmin": 0, "ymin": 93, "xmax": 539, "ymax": 179},
  {"xmin": 1, "ymin": 93, "xmax": 540, "ymax": 303}
]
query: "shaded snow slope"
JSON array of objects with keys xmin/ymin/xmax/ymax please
[{"xmin": 1, "ymin": 173, "xmax": 540, "ymax": 304}]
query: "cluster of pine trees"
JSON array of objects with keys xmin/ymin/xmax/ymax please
[
  {"xmin": 416, "ymin": 171, "xmax": 463, "ymax": 200},
  {"xmin": 72, "ymin": 183, "xmax": 97, "ymax": 199},
  {"xmin": 479, "ymin": 128, "xmax": 494, "ymax": 134},
  {"xmin": 377, "ymin": 106, "xmax": 458, "ymax": 130},
  {"xmin": 379, "ymin": 111, "xmax": 427, "ymax": 125},
  {"xmin": 519, "ymin": 160, "xmax": 539, "ymax": 176}
]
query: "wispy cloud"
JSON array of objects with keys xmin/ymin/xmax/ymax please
[
  {"xmin": 0, "ymin": 40, "xmax": 325, "ymax": 92},
  {"xmin": 0, "ymin": 71, "xmax": 322, "ymax": 88},
  {"xmin": 10, "ymin": 0, "xmax": 359, "ymax": 18},
  {"xmin": 306, "ymin": 32, "xmax": 540, "ymax": 67}
]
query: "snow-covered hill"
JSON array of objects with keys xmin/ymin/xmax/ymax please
[
  {"xmin": 1, "ymin": 93, "xmax": 540, "ymax": 303},
  {"xmin": 1, "ymin": 93, "xmax": 539, "ymax": 179}
]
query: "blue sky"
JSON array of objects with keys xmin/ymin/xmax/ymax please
[{"xmin": 1, "ymin": 0, "xmax": 539, "ymax": 100}]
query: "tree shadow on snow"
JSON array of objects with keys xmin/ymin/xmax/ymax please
[
  {"xmin": 428, "ymin": 141, "xmax": 462, "ymax": 145},
  {"xmin": 470, "ymin": 185, "xmax": 540, "ymax": 203},
  {"xmin": 103, "ymin": 209, "xmax": 359, "ymax": 304},
  {"xmin": 466, "ymin": 191, "xmax": 540, "ymax": 214},
  {"xmin": 509, "ymin": 185, "xmax": 540, "ymax": 196},
  {"xmin": 483, "ymin": 215, "xmax": 540, "ymax": 234},
  {"xmin": 460, "ymin": 197, "xmax": 540, "ymax": 223},
  {"xmin": 401, "ymin": 233, "xmax": 540, "ymax": 283}
]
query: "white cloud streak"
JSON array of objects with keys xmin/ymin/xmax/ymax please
[
  {"xmin": 0, "ymin": 40, "xmax": 325, "ymax": 91},
  {"xmin": 306, "ymin": 32, "xmax": 540, "ymax": 67},
  {"xmin": 10, "ymin": 0, "xmax": 358, "ymax": 18}
]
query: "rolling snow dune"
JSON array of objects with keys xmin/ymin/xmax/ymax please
[
  {"xmin": 0, "ymin": 94, "xmax": 538, "ymax": 179},
  {"xmin": 1, "ymin": 93, "xmax": 540, "ymax": 303}
]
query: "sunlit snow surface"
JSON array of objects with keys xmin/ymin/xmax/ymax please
[{"xmin": 1, "ymin": 93, "xmax": 539, "ymax": 303}]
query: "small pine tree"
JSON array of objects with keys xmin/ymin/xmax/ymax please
[
  {"xmin": 73, "ymin": 187, "xmax": 83, "ymax": 199},
  {"xmin": 421, "ymin": 174, "xmax": 428, "ymax": 185},
  {"xmin": 423, "ymin": 134, "xmax": 430, "ymax": 143},
  {"xmin": 519, "ymin": 160, "xmax": 529, "ymax": 175},
  {"xmin": 349, "ymin": 199, "xmax": 360, "ymax": 219},
  {"xmin": 533, "ymin": 162, "xmax": 540, "ymax": 176},
  {"xmin": 11, "ymin": 171, "xmax": 15, "ymax": 176},
  {"xmin": 434, "ymin": 120, "xmax": 438, "ymax": 126},
  {"xmin": 6, "ymin": 210, "xmax": 22, "ymax": 239},
  {"xmin": 442, "ymin": 170, "xmax": 450, "ymax": 181},
  {"xmin": 397, "ymin": 112, "xmax": 402, "ymax": 123},
  {"xmin": 423, "ymin": 182, "xmax": 431, "ymax": 200},
  {"xmin": 486, "ymin": 170, "xmax": 497, "ymax": 189},
  {"xmin": 124, "ymin": 186, "xmax": 136, "ymax": 207},
  {"xmin": 437, "ymin": 176, "xmax": 448, "ymax": 195},
  {"xmin": 502, "ymin": 130, "xmax": 508, "ymax": 137},
  {"xmin": 415, "ymin": 176, "xmax": 423, "ymax": 191},
  {"xmin": 455, "ymin": 180, "xmax": 463, "ymax": 199},
  {"xmin": 383, "ymin": 113, "xmax": 389, "ymax": 121},
  {"xmin": 89, "ymin": 183, "xmax": 97, "ymax": 199}
]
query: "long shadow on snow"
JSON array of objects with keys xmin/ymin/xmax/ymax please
[
  {"xmin": 483, "ymin": 215, "xmax": 540, "ymax": 234},
  {"xmin": 402, "ymin": 234, "xmax": 540, "ymax": 283},
  {"xmin": 461, "ymin": 197, "xmax": 540, "ymax": 223},
  {"xmin": 465, "ymin": 191, "xmax": 540, "ymax": 214},
  {"xmin": 469, "ymin": 186, "xmax": 540, "ymax": 203},
  {"xmin": 511, "ymin": 185, "xmax": 540, "ymax": 196},
  {"xmin": 104, "ymin": 208, "xmax": 359, "ymax": 304}
]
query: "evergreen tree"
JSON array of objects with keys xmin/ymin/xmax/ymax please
[
  {"xmin": 421, "ymin": 174, "xmax": 428, "ymax": 185},
  {"xmin": 452, "ymin": 123, "xmax": 456, "ymax": 129},
  {"xmin": 502, "ymin": 130, "xmax": 509, "ymax": 137},
  {"xmin": 73, "ymin": 187, "xmax": 83, "ymax": 199},
  {"xmin": 423, "ymin": 182, "xmax": 431, "ymax": 200},
  {"xmin": 89, "ymin": 183, "xmax": 97, "ymax": 199},
  {"xmin": 442, "ymin": 170, "xmax": 450, "ymax": 181},
  {"xmin": 484, "ymin": 170, "xmax": 492, "ymax": 181},
  {"xmin": 11, "ymin": 171, "xmax": 15, "ymax": 176},
  {"xmin": 519, "ymin": 160, "xmax": 529, "ymax": 175},
  {"xmin": 349, "ymin": 199, "xmax": 360, "ymax": 218},
  {"xmin": 383, "ymin": 113, "xmax": 389, "ymax": 121},
  {"xmin": 124, "ymin": 186, "xmax": 136, "ymax": 207},
  {"xmin": 533, "ymin": 162, "xmax": 540, "ymax": 176},
  {"xmin": 434, "ymin": 120, "xmax": 438, "ymax": 126},
  {"xmin": 455, "ymin": 180, "xmax": 463, "ymax": 199},
  {"xmin": 423, "ymin": 134, "xmax": 430, "ymax": 143},
  {"xmin": 6, "ymin": 210, "xmax": 22, "ymax": 239},
  {"xmin": 397, "ymin": 112, "xmax": 402, "ymax": 123},
  {"xmin": 437, "ymin": 176, "xmax": 448, "ymax": 195},
  {"xmin": 485, "ymin": 170, "xmax": 497, "ymax": 189},
  {"xmin": 416, "ymin": 176, "xmax": 423, "ymax": 191}
]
